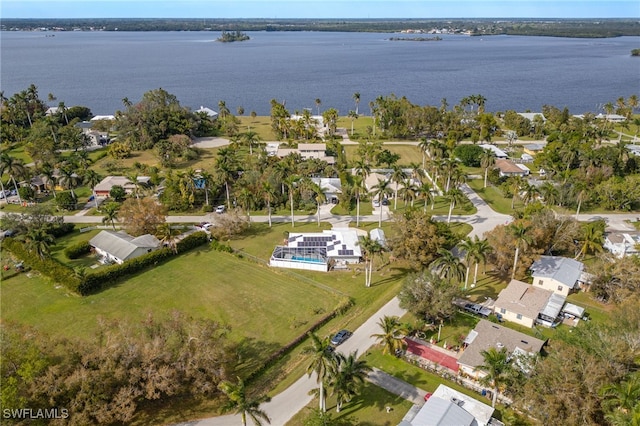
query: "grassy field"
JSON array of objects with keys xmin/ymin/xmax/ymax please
[
  {"xmin": 342, "ymin": 144, "xmax": 423, "ymax": 166},
  {"xmin": 1, "ymin": 246, "xmax": 343, "ymax": 350},
  {"xmin": 285, "ymin": 381, "xmax": 413, "ymax": 426}
]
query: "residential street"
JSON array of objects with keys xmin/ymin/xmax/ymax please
[{"xmin": 178, "ymin": 297, "xmax": 407, "ymax": 426}]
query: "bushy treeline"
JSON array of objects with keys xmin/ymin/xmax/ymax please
[
  {"xmin": 4, "ymin": 18, "xmax": 640, "ymax": 37},
  {"xmin": 0, "ymin": 313, "xmax": 235, "ymax": 425}
]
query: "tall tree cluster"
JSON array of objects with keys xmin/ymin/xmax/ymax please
[{"xmin": 1, "ymin": 313, "xmax": 236, "ymax": 425}]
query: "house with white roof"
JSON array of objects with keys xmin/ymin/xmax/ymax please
[
  {"xmin": 275, "ymin": 143, "xmax": 335, "ymax": 164},
  {"xmin": 311, "ymin": 177, "xmax": 342, "ymax": 203},
  {"xmin": 479, "ymin": 144, "xmax": 508, "ymax": 159},
  {"xmin": 530, "ymin": 256, "xmax": 585, "ymax": 296},
  {"xmin": 517, "ymin": 112, "xmax": 546, "ymax": 122},
  {"xmin": 457, "ymin": 319, "xmax": 546, "ymax": 379},
  {"xmin": 270, "ymin": 228, "xmax": 361, "ymax": 272},
  {"xmin": 400, "ymin": 384, "xmax": 496, "ymax": 426},
  {"xmin": 493, "ymin": 279, "xmax": 565, "ymax": 328},
  {"xmin": 89, "ymin": 230, "xmax": 160, "ymax": 264},
  {"xmin": 195, "ymin": 106, "xmax": 218, "ymax": 119},
  {"xmin": 604, "ymin": 232, "xmax": 640, "ymax": 258}
]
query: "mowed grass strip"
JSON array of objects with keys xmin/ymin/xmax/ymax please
[{"xmin": 1, "ymin": 247, "xmax": 342, "ymax": 348}]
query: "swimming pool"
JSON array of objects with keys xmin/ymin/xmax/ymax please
[{"xmin": 291, "ymin": 256, "xmax": 325, "ymax": 263}]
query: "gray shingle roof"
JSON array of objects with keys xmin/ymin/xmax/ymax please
[
  {"xmin": 89, "ymin": 230, "xmax": 159, "ymax": 261},
  {"xmin": 530, "ymin": 256, "xmax": 584, "ymax": 288},
  {"xmin": 458, "ymin": 319, "xmax": 546, "ymax": 370}
]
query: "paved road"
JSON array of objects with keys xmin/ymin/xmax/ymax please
[{"xmin": 182, "ymin": 297, "xmax": 406, "ymax": 426}]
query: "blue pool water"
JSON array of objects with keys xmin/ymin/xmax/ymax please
[{"xmin": 291, "ymin": 256, "xmax": 324, "ymax": 263}]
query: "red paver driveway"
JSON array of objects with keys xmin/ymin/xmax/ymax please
[{"xmin": 406, "ymin": 339, "xmax": 459, "ymax": 372}]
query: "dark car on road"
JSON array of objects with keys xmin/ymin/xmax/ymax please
[{"xmin": 330, "ymin": 329, "xmax": 352, "ymax": 346}]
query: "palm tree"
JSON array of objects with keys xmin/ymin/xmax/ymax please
[
  {"xmin": 359, "ymin": 236, "xmax": 383, "ymax": 287},
  {"xmin": 347, "ymin": 110, "xmax": 358, "ymax": 136},
  {"xmin": 475, "ymin": 347, "xmax": 512, "ymax": 408},
  {"xmin": 57, "ymin": 167, "xmax": 81, "ymax": 201},
  {"xmin": 215, "ymin": 148, "xmax": 238, "ymax": 209},
  {"xmin": 370, "ymin": 179, "xmax": 392, "ymax": 227},
  {"xmin": 199, "ymin": 170, "xmax": 215, "ymax": 207},
  {"xmin": 101, "ymin": 202, "xmax": 120, "ymax": 230},
  {"xmin": 458, "ymin": 237, "xmax": 475, "ymax": 290},
  {"xmin": 261, "ymin": 181, "xmax": 275, "ymax": 227},
  {"xmin": 315, "ymin": 98, "xmax": 322, "ymax": 116},
  {"xmin": 600, "ymin": 374, "xmax": 640, "ymax": 417},
  {"xmin": 23, "ymin": 228, "xmax": 54, "ymax": 260},
  {"xmin": 83, "ymin": 169, "xmax": 102, "ymax": 209},
  {"xmin": 371, "ymin": 315, "xmax": 407, "ymax": 356},
  {"xmin": 284, "ymin": 175, "xmax": 300, "ymax": 227},
  {"xmin": 520, "ymin": 181, "xmax": 539, "ymax": 205},
  {"xmin": 480, "ymin": 149, "xmax": 496, "ymax": 188},
  {"xmin": 327, "ymin": 351, "xmax": 371, "ymax": 413},
  {"xmin": 539, "ymin": 181, "xmax": 559, "ymax": 206},
  {"xmin": 418, "ymin": 137, "xmax": 431, "ymax": 169},
  {"xmin": 156, "ymin": 222, "xmax": 178, "ymax": 253},
  {"xmin": 0, "ymin": 153, "xmax": 26, "ymax": 204},
  {"xmin": 470, "ymin": 237, "xmax": 491, "ymax": 287},
  {"xmin": 302, "ymin": 332, "xmax": 335, "ymax": 412},
  {"xmin": 218, "ymin": 377, "xmax": 271, "ymax": 426},
  {"xmin": 576, "ymin": 222, "xmax": 604, "ymax": 259},
  {"xmin": 390, "ymin": 165, "xmax": 407, "ymax": 210},
  {"xmin": 236, "ymin": 186, "xmax": 255, "ymax": 221},
  {"xmin": 508, "ymin": 222, "xmax": 533, "ymax": 279},
  {"xmin": 418, "ymin": 181, "xmax": 434, "ymax": 213},
  {"xmin": 353, "ymin": 175, "xmax": 366, "ymax": 227},
  {"xmin": 352, "ymin": 92, "xmax": 361, "ymax": 115},
  {"xmin": 445, "ymin": 188, "xmax": 465, "ymax": 224},
  {"xmin": 430, "ymin": 248, "xmax": 466, "ymax": 284},
  {"xmin": 242, "ymin": 130, "xmax": 261, "ymax": 156}
]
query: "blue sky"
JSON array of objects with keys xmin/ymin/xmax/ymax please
[{"xmin": 2, "ymin": 0, "xmax": 639, "ymax": 19}]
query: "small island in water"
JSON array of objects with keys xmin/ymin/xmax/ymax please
[
  {"xmin": 389, "ymin": 36, "xmax": 442, "ymax": 42},
  {"xmin": 217, "ymin": 30, "xmax": 250, "ymax": 42}
]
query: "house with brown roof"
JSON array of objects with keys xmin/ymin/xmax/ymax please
[
  {"xmin": 494, "ymin": 159, "xmax": 530, "ymax": 177},
  {"xmin": 493, "ymin": 279, "xmax": 565, "ymax": 328},
  {"xmin": 457, "ymin": 319, "xmax": 546, "ymax": 379},
  {"xmin": 93, "ymin": 176, "xmax": 151, "ymax": 197}
]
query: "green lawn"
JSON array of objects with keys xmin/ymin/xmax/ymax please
[
  {"xmin": 343, "ymin": 144, "xmax": 423, "ymax": 166},
  {"xmin": 285, "ymin": 381, "xmax": 413, "ymax": 426},
  {"xmin": 467, "ymin": 179, "xmax": 518, "ymax": 215},
  {"xmin": 1, "ymin": 246, "xmax": 343, "ymax": 352}
]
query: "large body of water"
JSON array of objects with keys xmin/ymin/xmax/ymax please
[{"xmin": 1, "ymin": 31, "xmax": 639, "ymax": 116}]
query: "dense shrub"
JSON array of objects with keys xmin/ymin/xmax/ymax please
[
  {"xmin": 454, "ymin": 144, "xmax": 485, "ymax": 167},
  {"xmin": 46, "ymin": 222, "xmax": 75, "ymax": 238},
  {"xmin": 64, "ymin": 240, "xmax": 91, "ymax": 259},
  {"xmin": 211, "ymin": 239, "xmax": 233, "ymax": 253},
  {"xmin": 2, "ymin": 238, "xmax": 81, "ymax": 292}
]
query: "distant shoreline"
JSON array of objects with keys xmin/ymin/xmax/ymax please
[{"xmin": 2, "ymin": 18, "xmax": 640, "ymax": 38}]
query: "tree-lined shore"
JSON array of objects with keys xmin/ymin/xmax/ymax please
[{"xmin": 2, "ymin": 18, "xmax": 640, "ymax": 38}]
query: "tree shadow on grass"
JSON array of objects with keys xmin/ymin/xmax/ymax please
[
  {"xmin": 369, "ymin": 266, "xmax": 411, "ymax": 287},
  {"xmin": 231, "ymin": 336, "xmax": 284, "ymax": 378}
]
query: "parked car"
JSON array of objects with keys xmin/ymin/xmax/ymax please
[
  {"xmin": 464, "ymin": 303, "xmax": 492, "ymax": 317},
  {"xmin": 372, "ymin": 199, "xmax": 380, "ymax": 208},
  {"xmin": 215, "ymin": 205, "xmax": 226, "ymax": 214},
  {"xmin": 424, "ymin": 392, "xmax": 433, "ymax": 401},
  {"xmin": 330, "ymin": 329, "xmax": 352, "ymax": 346},
  {"xmin": 381, "ymin": 198, "xmax": 389, "ymax": 206}
]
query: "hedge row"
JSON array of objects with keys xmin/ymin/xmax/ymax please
[
  {"xmin": 77, "ymin": 231, "xmax": 210, "ymax": 295},
  {"xmin": 2, "ymin": 238, "xmax": 81, "ymax": 291},
  {"xmin": 246, "ymin": 296, "xmax": 355, "ymax": 384},
  {"xmin": 3, "ymin": 231, "xmax": 210, "ymax": 296},
  {"xmin": 64, "ymin": 240, "xmax": 91, "ymax": 259}
]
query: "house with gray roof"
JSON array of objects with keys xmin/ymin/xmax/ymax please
[
  {"xmin": 493, "ymin": 279, "xmax": 565, "ymax": 328},
  {"xmin": 457, "ymin": 319, "xmax": 546, "ymax": 380},
  {"xmin": 400, "ymin": 384, "xmax": 496, "ymax": 426},
  {"xmin": 89, "ymin": 230, "xmax": 160, "ymax": 264},
  {"xmin": 530, "ymin": 256, "xmax": 584, "ymax": 296}
]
